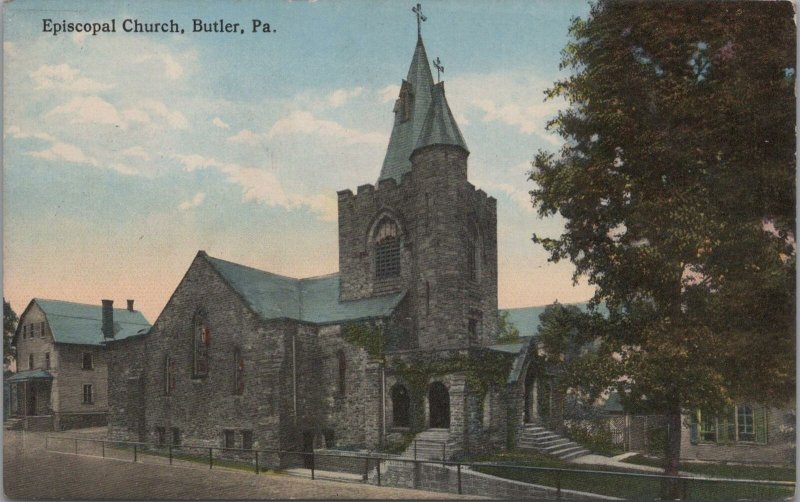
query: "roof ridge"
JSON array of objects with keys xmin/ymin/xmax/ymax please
[
  {"xmin": 44, "ymin": 312, "xmax": 150, "ymax": 325},
  {"xmin": 299, "ymin": 272, "xmax": 340, "ymax": 282}
]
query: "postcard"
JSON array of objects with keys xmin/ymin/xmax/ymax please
[{"xmin": 3, "ymin": 0, "xmax": 795, "ymax": 500}]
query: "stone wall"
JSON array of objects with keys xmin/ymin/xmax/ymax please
[
  {"xmin": 57, "ymin": 412, "xmax": 107, "ymax": 431},
  {"xmin": 140, "ymin": 253, "xmax": 286, "ymax": 452},
  {"xmin": 107, "ymin": 334, "xmax": 147, "ymax": 442}
]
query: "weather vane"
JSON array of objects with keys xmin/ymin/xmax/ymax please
[
  {"xmin": 412, "ymin": 3, "xmax": 427, "ymax": 37},
  {"xmin": 433, "ymin": 57, "xmax": 444, "ymax": 82}
]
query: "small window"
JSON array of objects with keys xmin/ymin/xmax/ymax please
[
  {"xmin": 82, "ymin": 352, "xmax": 93, "ymax": 370},
  {"xmin": 233, "ymin": 348, "xmax": 244, "ymax": 395},
  {"xmin": 29, "ymin": 354, "xmax": 34, "ymax": 370},
  {"xmin": 737, "ymin": 405, "xmax": 755, "ymax": 442},
  {"xmin": 223, "ymin": 429, "xmax": 235, "ymax": 449},
  {"xmin": 22, "ymin": 325, "xmax": 27, "ymax": 339},
  {"xmin": 172, "ymin": 428, "xmax": 181, "ymax": 446},
  {"xmin": 83, "ymin": 384, "xmax": 93, "ymax": 404},
  {"xmin": 165, "ymin": 356, "xmax": 176, "ymax": 395},
  {"xmin": 241, "ymin": 430, "xmax": 253, "ymax": 450},
  {"xmin": 337, "ymin": 350, "xmax": 346, "ymax": 395},
  {"xmin": 40, "ymin": 322, "xmax": 45, "ymax": 338},
  {"xmin": 468, "ymin": 319, "xmax": 478, "ymax": 344},
  {"xmin": 45, "ymin": 353, "xmax": 51, "ymax": 370},
  {"xmin": 156, "ymin": 427, "xmax": 166, "ymax": 445}
]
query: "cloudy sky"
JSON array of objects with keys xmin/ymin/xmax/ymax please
[{"xmin": 3, "ymin": 0, "xmax": 595, "ymax": 322}]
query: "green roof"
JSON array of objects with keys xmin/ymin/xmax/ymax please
[
  {"xmin": 414, "ymin": 82, "xmax": 468, "ymax": 154},
  {"xmin": 500, "ymin": 302, "xmax": 602, "ymax": 338},
  {"xmin": 204, "ymin": 254, "xmax": 405, "ymax": 324},
  {"xmin": 30, "ymin": 299, "xmax": 151, "ymax": 346},
  {"xmin": 7, "ymin": 369, "xmax": 53, "ymax": 382}
]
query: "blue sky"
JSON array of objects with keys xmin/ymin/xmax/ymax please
[{"xmin": 3, "ymin": 0, "xmax": 595, "ymax": 321}]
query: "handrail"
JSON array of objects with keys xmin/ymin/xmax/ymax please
[{"xmin": 45, "ymin": 435, "xmax": 796, "ymax": 488}]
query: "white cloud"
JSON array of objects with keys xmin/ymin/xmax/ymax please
[
  {"xmin": 122, "ymin": 146, "xmax": 151, "ymax": 161},
  {"xmin": 123, "ymin": 100, "xmax": 188, "ymax": 129},
  {"xmin": 267, "ymin": 111, "xmax": 384, "ymax": 145},
  {"xmin": 30, "ymin": 64, "xmax": 112, "ymax": 93},
  {"xmin": 108, "ymin": 162, "xmax": 141, "ymax": 176},
  {"xmin": 134, "ymin": 53, "xmax": 184, "ymax": 80},
  {"xmin": 328, "ymin": 87, "xmax": 363, "ymax": 107},
  {"xmin": 227, "ymin": 129, "xmax": 263, "ymax": 145},
  {"xmin": 172, "ymin": 153, "xmax": 336, "ymax": 221},
  {"xmin": 28, "ymin": 142, "xmax": 98, "ymax": 166},
  {"xmin": 5, "ymin": 125, "xmax": 56, "ymax": 142},
  {"xmin": 378, "ymin": 84, "xmax": 400, "ymax": 103},
  {"xmin": 46, "ymin": 96, "xmax": 125, "ymax": 127},
  {"xmin": 212, "ymin": 117, "xmax": 230, "ymax": 129},
  {"xmin": 179, "ymin": 192, "xmax": 206, "ymax": 210}
]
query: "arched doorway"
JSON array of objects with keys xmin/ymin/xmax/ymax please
[
  {"xmin": 391, "ymin": 384, "xmax": 410, "ymax": 427},
  {"xmin": 428, "ymin": 382, "xmax": 450, "ymax": 428}
]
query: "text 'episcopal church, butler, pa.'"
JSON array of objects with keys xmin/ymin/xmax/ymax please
[{"xmin": 106, "ymin": 14, "xmax": 553, "ymax": 461}]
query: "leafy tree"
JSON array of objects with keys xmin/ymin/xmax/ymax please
[
  {"xmin": 4, "ymin": 299, "xmax": 18, "ymax": 367},
  {"xmin": 530, "ymin": 0, "xmax": 795, "ymax": 479},
  {"xmin": 496, "ymin": 310, "xmax": 520, "ymax": 344}
]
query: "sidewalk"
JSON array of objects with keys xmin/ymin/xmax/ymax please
[{"xmin": 571, "ymin": 452, "xmax": 690, "ymax": 475}]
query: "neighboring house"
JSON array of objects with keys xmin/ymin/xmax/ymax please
[
  {"xmin": 8, "ymin": 298, "xmax": 150, "ymax": 431},
  {"xmin": 682, "ymin": 404, "xmax": 795, "ymax": 465}
]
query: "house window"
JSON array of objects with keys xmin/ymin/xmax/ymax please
[
  {"xmin": 193, "ymin": 311, "xmax": 210, "ymax": 378},
  {"xmin": 172, "ymin": 428, "xmax": 181, "ymax": 446},
  {"xmin": 337, "ymin": 350, "xmax": 346, "ymax": 395},
  {"xmin": 82, "ymin": 352, "xmax": 93, "ymax": 370},
  {"xmin": 233, "ymin": 348, "xmax": 244, "ymax": 395},
  {"xmin": 164, "ymin": 356, "xmax": 176, "ymax": 395},
  {"xmin": 374, "ymin": 218, "xmax": 400, "ymax": 279},
  {"xmin": 83, "ymin": 384, "xmax": 93, "ymax": 404},
  {"xmin": 692, "ymin": 405, "xmax": 767, "ymax": 444},
  {"xmin": 241, "ymin": 430, "xmax": 253, "ymax": 450},
  {"xmin": 29, "ymin": 354, "xmax": 34, "ymax": 369},
  {"xmin": 156, "ymin": 427, "xmax": 166, "ymax": 445},
  {"xmin": 45, "ymin": 353, "xmax": 50, "ymax": 370},
  {"xmin": 22, "ymin": 325, "xmax": 26, "ymax": 339},
  {"xmin": 223, "ymin": 429, "xmax": 235, "ymax": 449},
  {"xmin": 40, "ymin": 322, "xmax": 45, "ymax": 338}
]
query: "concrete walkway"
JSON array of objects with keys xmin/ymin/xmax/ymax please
[{"xmin": 571, "ymin": 452, "xmax": 690, "ymax": 475}]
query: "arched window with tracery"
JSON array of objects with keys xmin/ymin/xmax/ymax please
[
  {"xmin": 193, "ymin": 310, "xmax": 210, "ymax": 378},
  {"xmin": 374, "ymin": 217, "xmax": 401, "ymax": 279},
  {"xmin": 233, "ymin": 348, "xmax": 244, "ymax": 395}
]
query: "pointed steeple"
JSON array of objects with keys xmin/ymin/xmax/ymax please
[
  {"xmin": 413, "ymin": 81, "xmax": 468, "ymax": 154},
  {"xmin": 379, "ymin": 36, "xmax": 436, "ymax": 182}
]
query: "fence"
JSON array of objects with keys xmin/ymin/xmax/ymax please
[{"xmin": 45, "ymin": 435, "xmax": 795, "ymax": 500}]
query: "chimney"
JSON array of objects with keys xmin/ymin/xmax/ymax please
[
  {"xmin": 127, "ymin": 299, "xmax": 135, "ymax": 312},
  {"xmin": 102, "ymin": 299, "xmax": 114, "ymax": 339}
]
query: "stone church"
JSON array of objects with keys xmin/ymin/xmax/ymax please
[{"xmin": 107, "ymin": 28, "xmax": 549, "ymax": 460}]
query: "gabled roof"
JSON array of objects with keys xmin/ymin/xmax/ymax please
[
  {"xmin": 379, "ymin": 36, "xmax": 436, "ymax": 182},
  {"xmin": 204, "ymin": 254, "xmax": 405, "ymax": 325},
  {"xmin": 25, "ymin": 299, "xmax": 152, "ymax": 346},
  {"xmin": 414, "ymin": 82, "xmax": 468, "ymax": 154}
]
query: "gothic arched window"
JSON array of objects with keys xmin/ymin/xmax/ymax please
[
  {"xmin": 233, "ymin": 348, "xmax": 244, "ymax": 395},
  {"xmin": 193, "ymin": 311, "xmax": 210, "ymax": 378},
  {"xmin": 374, "ymin": 218, "xmax": 400, "ymax": 279}
]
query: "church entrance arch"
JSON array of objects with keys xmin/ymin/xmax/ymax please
[
  {"xmin": 428, "ymin": 381, "xmax": 450, "ymax": 429},
  {"xmin": 391, "ymin": 384, "xmax": 411, "ymax": 427}
]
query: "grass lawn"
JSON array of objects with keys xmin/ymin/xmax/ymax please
[
  {"xmin": 622, "ymin": 453, "xmax": 795, "ymax": 481},
  {"xmin": 469, "ymin": 451, "xmax": 795, "ymax": 500}
]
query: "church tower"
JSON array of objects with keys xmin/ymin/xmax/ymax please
[{"xmin": 337, "ymin": 27, "xmax": 497, "ymax": 351}]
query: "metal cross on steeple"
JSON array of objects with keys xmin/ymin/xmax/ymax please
[
  {"xmin": 412, "ymin": 3, "xmax": 427, "ymax": 37},
  {"xmin": 433, "ymin": 57, "xmax": 444, "ymax": 82}
]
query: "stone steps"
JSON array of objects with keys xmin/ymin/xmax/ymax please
[
  {"xmin": 517, "ymin": 424, "xmax": 590, "ymax": 461},
  {"xmin": 401, "ymin": 429, "xmax": 457, "ymax": 461}
]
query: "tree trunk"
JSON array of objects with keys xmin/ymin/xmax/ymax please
[{"xmin": 663, "ymin": 407, "xmax": 683, "ymax": 499}]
